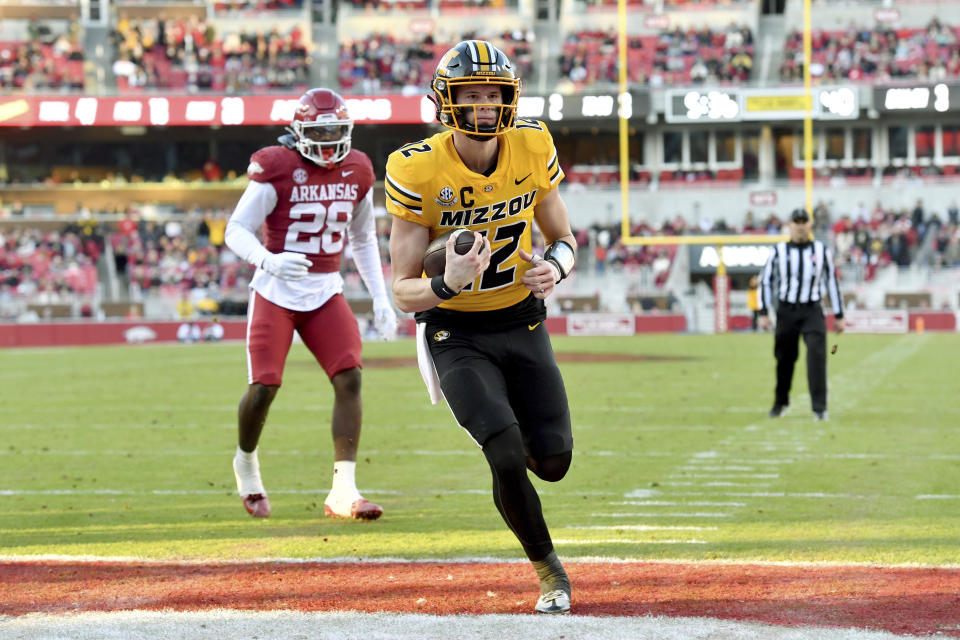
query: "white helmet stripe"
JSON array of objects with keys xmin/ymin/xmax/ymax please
[
  {"xmin": 484, "ymin": 41, "xmax": 497, "ymax": 69},
  {"xmin": 468, "ymin": 40, "xmax": 481, "ymax": 72}
]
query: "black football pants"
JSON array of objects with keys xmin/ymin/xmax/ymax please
[{"xmin": 773, "ymin": 303, "xmax": 827, "ymax": 412}]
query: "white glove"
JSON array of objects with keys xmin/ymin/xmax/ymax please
[
  {"xmin": 373, "ymin": 296, "xmax": 398, "ymax": 341},
  {"xmin": 260, "ymin": 252, "xmax": 311, "ymax": 281}
]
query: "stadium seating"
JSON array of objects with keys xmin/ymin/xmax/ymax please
[
  {"xmin": 559, "ymin": 25, "xmax": 753, "ymax": 89},
  {"xmin": 780, "ymin": 20, "xmax": 960, "ymax": 82}
]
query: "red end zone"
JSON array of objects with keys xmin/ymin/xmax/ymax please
[{"xmin": 3, "ymin": 560, "xmax": 960, "ymax": 636}]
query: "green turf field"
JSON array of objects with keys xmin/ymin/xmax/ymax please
[{"xmin": 2, "ymin": 332, "xmax": 958, "ymax": 565}]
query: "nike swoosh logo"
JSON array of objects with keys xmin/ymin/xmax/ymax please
[
  {"xmin": 528, "ymin": 322, "xmax": 542, "ymax": 331},
  {"xmin": 342, "ymin": 170, "xmax": 354, "ymax": 177},
  {"xmin": 514, "ymin": 173, "xmax": 532, "ymax": 185}
]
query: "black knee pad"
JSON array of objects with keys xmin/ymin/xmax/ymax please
[{"xmin": 527, "ymin": 450, "xmax": 572, "ymax": 482}]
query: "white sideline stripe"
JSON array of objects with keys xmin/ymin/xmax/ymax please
[
  {"xmin": 567, "ymin": 525, "xmax": 719, "ymax": 531},
  {"xmin": 667, "ymin": 474, "xmax": 780, "ymax": 479},
  {"xmin": 0, "ymin": 488, "xmax": 640, "ymax": 497},
  {"xmin": 591, "ymin": 512, "xmax": 732, "ymax": 518},
  {"xmin": 701, "ymin": 482, "xmax": 773, "ymax": 487},
  {"xmin": 3, "ymin": 447, "xmax": 953, "ymax": 463},
  {"xmin": 0, "ymin": 489, "xmax": 467, "ymax": 497},
  {"xmin": 612, "ymin": 501, "xmax": 747, "ymax": 507},
  {"xmin": 5, "ymin": 554, "xmax": 960, "ymax": 570},
  {"xmin": 0, "ymin": 449, "xmax": 688, "ymax": 459},
  {"xmin": 552, "ymin": 538, "xmax": 708, "ymax": 545},
  {"xmin": 0, "ymin": 610, "xmax": 930, "ymax": 640},
  {"xmin": 680, "ymin": 465, "xmax": 758, "ymax": 471},
  {"xmin": 581, "ymin": 406, "xmax": 761, "ymax": 413}
]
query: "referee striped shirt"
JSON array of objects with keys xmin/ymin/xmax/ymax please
[{"xmin": 758, "ymin": 240, "xmax": 844, "ymax": 317}]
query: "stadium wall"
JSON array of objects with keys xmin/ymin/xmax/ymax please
[
  {"xmin": 3, "ymin": 312, "xmax": 956, "ymax": 348},
  {"xmin": 0, "ymin": 315, "xmax": 690, "ymax": 348}
]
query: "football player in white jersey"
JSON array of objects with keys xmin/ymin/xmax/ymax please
[{"xmin": 225, "ymin": 88, "xmax": 397, "ymax": 521}]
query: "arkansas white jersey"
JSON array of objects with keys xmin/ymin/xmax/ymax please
[{"xmin": 226, "ymin": 144, "xmax": 383, "ymax": 312}]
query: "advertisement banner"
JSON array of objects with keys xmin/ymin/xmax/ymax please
[
  {"xmin": 873, "ymin": 84, "xmax": 957, "ymax": 113},
  {"xmin": 566, "ymin": 313, "xmax": 636, "ymax": 337},
  {"xmin": 842, "ymin": 310, "xmax": 909, "ymax": 334},
  {"xmin": 665, "ymin": 87, "xmax": 858, "ymax": 123},
  {"xmin": 689, "ymin": 244, "xmax": 773, "ymax": 275},
  {"xmin": 0, "ymin": 91, "xmax": 651, "ymax": 128},
  {"xmin": 0, "ymin": 95, "xmax": 432, "ymax": 127}
]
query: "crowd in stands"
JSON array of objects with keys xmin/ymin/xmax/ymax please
[
  {"xmin": 3, "ymin": 198, "xmax": 960, "ymax": 320},
  {"xmin": 213, "ymin": 0, "xmax": 303, "ymax": 12},
  {"xmin": 108, "ymin": 208, "xmax": 253, "ymax": 316},
  {"xmin": 0, "ymin": 206, "xmax": 256, "ymax": 320},
  {"xmin": 338, "ymin": 30, "xmax": 534, "ymax": 94},
  {"xmin": 343, "ymin": 0, "xmax": 509, "ymax": 9},
  {"xmin": 0, "ymin": 225, "xmax": 99, "ymax": 318},
  {"xmin": 111, "ymin": 17, "xmax": 310, "ymax": 92},
  {"xmin": 581, "ymin": 0, "xmax": 751, "ymax": 6},
  {"xmin": 828, "ymin": 199, "xmax": 960, "ymax": 278},
  {"xmin": 14, "ymin": 10, "xmax": 960, "ymax": 95},
  {"xmin": 575, "ymin": 200, "xmax": 960, "ymax": 287},
  {"xmin": 559, "ymin": 23, "xmax": 753, "ymax": 89},
  {"xmin": 781, "ymin": 18, "xmax": 960, "ymax": 82},
  {"xmin": 0, "ymin": 19, "xmax": 85, "ymax": 91}
]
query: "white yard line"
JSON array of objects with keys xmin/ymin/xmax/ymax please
[
  {"xmin": 620, "ymin": 334, "xmax": 930, "ymax": 525},
  {"xmin": 0, "ymin": 609, "xmax": 932, "ymax": 640}
]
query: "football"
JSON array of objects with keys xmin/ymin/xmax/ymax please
[{"xmin": 423, "ymin": 228, "xmax": 476, "ymax": 277}]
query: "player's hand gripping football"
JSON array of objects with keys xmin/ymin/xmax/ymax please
[
  {"xmin": 519, "ymin": 249, "xmax": 561, "ymax": 300},
  {"xmin": 443, "ymin": 232, "xmax": 490, "ymax": 292},
  {"xmin": 261, "ymin": 251, "xmax": 312, "ymax": 281},
  {"xmin": 372, "ymin": 296, "xmax": 398, "ymax": 341}
]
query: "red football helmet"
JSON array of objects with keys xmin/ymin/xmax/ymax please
[{"xmin": 287, "ymin": 88, "xmax": 353, "ymax": 167}]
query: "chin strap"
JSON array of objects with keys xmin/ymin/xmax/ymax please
[{"xmin": 544, "ymin": 240, "xmax": 575, "ymax": 283}]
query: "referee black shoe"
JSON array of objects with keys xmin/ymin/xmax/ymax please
[
  {"xmin": 814, "ymin": 410, "xmax": 828, "ymax": 421},
  {"xmin": 768, "ymin": 404, "xmax": 787, "ymax": 418}
]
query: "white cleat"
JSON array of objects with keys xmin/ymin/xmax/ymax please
[
  {"xmin": 233, "ymin": 452, "xmax": 269, "ymax": 517},
  {"xmin": 535, "ymin": 589, "xmax": 570, "ymax": 614},
  {"xmin": 324, "ymin": 493, "xmax": 383, "ymax": 520}
]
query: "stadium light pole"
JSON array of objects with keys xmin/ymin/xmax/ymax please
[
  {"xmin": 617, "ymin": 0, "xmax": 630, "ymax": 243},
  {"xmin": 803, "ymin": 0, "xmax": 814, "ymax": 222}
]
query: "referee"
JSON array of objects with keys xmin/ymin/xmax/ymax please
[{"xmin": 757, "ymin": 208, "xmax": 845, "ymax": 421}]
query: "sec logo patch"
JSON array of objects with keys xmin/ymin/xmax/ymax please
[{"xmin": 435, "ymin": 187, "xmax": 457, "ymax": 207}]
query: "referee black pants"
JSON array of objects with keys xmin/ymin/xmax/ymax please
[{"xmin": 774, "ymin": 303, "xmax": 827, "ymax": 412}]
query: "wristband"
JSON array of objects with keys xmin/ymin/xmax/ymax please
[
  {"xmin": 543, "ymin": 240, "xmax": 575, "ymax": 282},
  {"xmin": 430, "ymin": 275, "xmax": 459, "ymax": 300}
]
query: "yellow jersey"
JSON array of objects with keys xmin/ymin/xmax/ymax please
[{"xmin": 385, "ymin": 119, "xmax": 564, "ymax": 312}]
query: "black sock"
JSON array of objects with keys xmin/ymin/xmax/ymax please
[{"xmin": 532, "ymin": 551, "xmax": 570, "ymax": 595}]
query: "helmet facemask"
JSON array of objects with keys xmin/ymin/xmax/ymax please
[
  {"xmin": 433, "ymin": 76, "xmax": 520, "ymax": 137},
  {"xmin": 288, "ymin": 115, "xmax": 353, "ymax": 167}
]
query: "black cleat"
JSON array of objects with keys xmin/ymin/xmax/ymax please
[
  {"xmin": 814, "ymin": 410, "xmax": 828, "ymax": 421},
  {"xmin": 768, "ymin": 404, "xmax": 788, "ymax": 418}
]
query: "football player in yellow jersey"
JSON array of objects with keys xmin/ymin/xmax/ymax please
[{"xmin": 386, "ymin": 40, "xmax": 578, "ymax": 615}]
